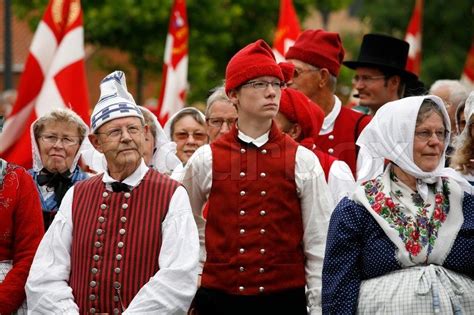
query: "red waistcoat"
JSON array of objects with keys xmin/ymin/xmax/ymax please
[
  {"xmin": 69, "ymin": 170, "xmax": 178, "ymax": 314},
  {"xmin": 316, "ymin": 107, "xmax": 371, "ymax": 177},
  {"xmin": 203, "ymin": 123, "xmax": 305, "ymax": 296}
]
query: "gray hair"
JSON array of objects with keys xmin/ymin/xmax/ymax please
[
  {"xmin": 170, "ymin": 107, "xmax": 206, "ymax": 136},
  {"xmin": 33, "ymin": 108, "xmax": 88, "ymax": 143},
  {"xmin": 205, "ymin": 86, "xmax": 232, "ymax": 118},
  {"xmin": 416, "ymin": 99, "xmax": 447, "ymax": 129},
  {"xmin": 429, "ymin": 80, "xmax": 468, "ymax": 107}
]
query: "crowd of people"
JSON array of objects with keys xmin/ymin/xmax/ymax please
[{"xmin": 0, "ymin": 29, "xmax": 472, "ymax": 315}]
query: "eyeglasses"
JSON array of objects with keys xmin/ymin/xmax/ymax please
[
  {"xmin": 97, "ymin": 125, "xmax": 143, "ymax": 140},
  {"xmin": 206, "ymin": 117, "xmax": 238, "ymax": 128},
  {"xmin": 39, "ymin": 134, "xmax": 80, "ymax": 147},
  {"xmin": 351, "ymin": 75, "xmax": 386, "ymax": 85},
  {"xmin": 173, "ymin": 131, "xmax": 208, "ymax": 141},
  {"xmin": 414, "ymin": 129, "xmax": 448, "ymax": 142},
  {"xmin": 293, "ymin": 67, "xmax": 319, "ymax": 78},
  {"xmin": 241, "ymin": 80, "xmax": 286, "ymax": 90}
]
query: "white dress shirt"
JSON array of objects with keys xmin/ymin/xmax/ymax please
[
  {"xmin": 26, "ymin": 160, "xmax": 199, "ymax": 314},
  {"xmin": 327, "ymin": 160, "xmax": 356, "ymax": 205},
  {"xmin": 319, "ymin": 95, "xmax": 341, "ymax": 135},
  {"xmin": 179, "ymin": 130, "xmax": 334, "ymax": 315}
]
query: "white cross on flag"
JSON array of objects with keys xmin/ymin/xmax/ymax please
[
  {"xmin": 460, "ymin": 40, "xmax": 474, "ymax": 90},
  {"xmin": 154, "ymin": 0, "xmax": 189, "ymax": 126},
  {"xmin": 0, "ymin": 0, "xmax": 90, "ymax": 168},
  {"xmin": 404, "ymin": 0, "xmax": 423, "ymax": 75},
  {"xmin": 272, "ymin": 0, "xmax": 301, "ymax": 63}
]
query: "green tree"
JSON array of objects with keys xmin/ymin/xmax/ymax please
[{"xmin": 354, "ymin": 0, "xmax": 473, "ymax": 88}]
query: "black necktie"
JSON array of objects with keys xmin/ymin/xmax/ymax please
[
  {"xmin": 111, "ymin": 182, "xmax": 130, "ymax": 192},
  {"xmin": 36, "ymin": 169, "xmax": 72, "ymax": 205}
]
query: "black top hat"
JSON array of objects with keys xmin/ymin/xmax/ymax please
[{"xmin": 343, "ymin": 33, "xmax": 418, "ymax": 81}]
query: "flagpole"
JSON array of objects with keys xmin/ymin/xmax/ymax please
[{"xmin": 3, "ymin": 0, "xmax": 13, "ymax": 89}]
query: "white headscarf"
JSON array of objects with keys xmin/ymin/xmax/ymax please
[
  {"xmin": 356, "ymin": 95, "xmax": 451, "ymax": 200},
  {"xmin": 139, "ymin": 106, "xmax": 181, "ymax": 174},
  {"xmin": 30, "ymin": 108, "xmax": 89, "ymax": 173},
  {"xmin": 464, "ymin": 91, "xmax": 474, "ymax": 126}
]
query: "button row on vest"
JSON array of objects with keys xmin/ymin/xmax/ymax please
[
  {"xmin": 100, "ymin": 204, "xmax": 107, "ymax": 210},
  {"xmin": 98, "ymin": 216, "xmax": 105, "ymax": 223},
  {"xmin": 103, "ymin": 192, "xmax": 109, "ymax": 198},
  {"xmin": 124, "ymin": 192, "xmax": 131, "ymax": 198},
  {"xmin": 328, "ymin": 148, "xmax": 334, "ymax": 154},
  {"xmin": 122, "ymin": 203, "xmax": 128, "ymax": 210}
]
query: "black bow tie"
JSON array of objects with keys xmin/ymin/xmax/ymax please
[
  {"xmin": 36, "ymin": 169, "xmax": 72, "ymax": 205},
  {"xmin": 111, "ymin": 182, "xmax": 130, "ymax": 192}
]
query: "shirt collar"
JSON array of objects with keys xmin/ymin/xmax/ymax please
[
  {"xmin": 237, "ymin": 129, "xmax": 270, "ymax": 148},
  {"xmin": 320, "ymin": 95, "xmax": 341, "ymax": 134},
  {"xmin": 102, "ymin": 159, "xmax": 149, "ymax": 190}
]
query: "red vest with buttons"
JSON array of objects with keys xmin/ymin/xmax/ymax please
[
  {"xmin": 203, "ymin": 123, "xmax": 306, "ymax": 295},
  {"xmin": 69, "ymin": 170, "xmax": 179, "ymax": 314},
  {"xmin": 316, "ymin": 107, "xmax": 371, "ymax": 177}
]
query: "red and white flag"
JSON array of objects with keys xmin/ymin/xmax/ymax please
[
  {"xmin": 154, "ymin": 0, "xmax": 189, "ymax": 126},
  {"xmin": 460, "ymin": 40, "xmax": 474, "ymax": 90},
  {"xmin": 404, "ymin": 0, "xmax": 423, "ymax": 75},
  {"xmin": 272, "ymin": 0, "xmax": 301, "ymax": 63},
  {"xmin": 0, "ymin": 0, "xmax": 89, "ymax": 168}
]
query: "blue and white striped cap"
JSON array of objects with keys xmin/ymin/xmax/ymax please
[{"xmin": 91, "ymin": 71, "xmax": 144, "ymax": 133}]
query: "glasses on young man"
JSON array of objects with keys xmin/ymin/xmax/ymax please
[
  {"xmin": 414, "ymin": 129, "xmax": 448, "ymax": 142},
  {"xmin": 206, "ymin": 118, "xmax": 238, "ymax": 128},
  {"xmin": 351, "ymin": 75, "xmax": 386, "ymax": 85},
  {"xmin": 96, "ymin": 125, "xmax": 143, "ymax": 140},
  {"xmin": 173, "ymin": 131, "xmax": 208, "ymax": 141},
  {"xmin": 241, "ymin": 80, "xmax": 286, "ymax": 90},
  {"xmin": 39, "ymin": 134, "xmax": 80, "ymax": 147}
]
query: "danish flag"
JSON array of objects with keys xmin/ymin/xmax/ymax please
[
  {"xmin": 272, "ymin": 0, "xmax": 301, "ymax": 63},
  {"xmin": 0, "ymin": 0, "xmax": 89, "ymax": 168},
  {"xmin": 404, "ymin": 0, "xmax": 423, "ymax": 75}
]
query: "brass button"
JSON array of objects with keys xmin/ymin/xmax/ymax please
[
  {"xmin": 239, "ymin": 266, "xmax": 245, "ymax": 272},
  {"xmin": 91, "ymin": 267, "xmax": 98, "ymax": 274},
  {"xmin": 120, "ymin": 216, "xmax": 127, "ymax": 223},
  {"xmin": 259, "ymin": 286, "xmax": 265, "ymax": 293},
  {"xmin": 260, "ymin": 229, "xmax": 266, "ymax": 235},
  {"xmin": 240, "ymin": 210, "xmax": 246, "ymax": 216},
  {"xmin": 260, "ymin": 172, "xmax": 266, "ymax": 177},
  {"xmin": 96, "ymin": 229, "xmax": 103, "ymax": 235},
  {"xmin": 124, "ymin": 192, "xmax": 131, "ymax": 198},
  {"xmin": 240, "ymin": 172, "xmax": 245, "ymax": 177},
  {"xmin": 98, "ymin": 216, "xmax": 105, "ymax": 223},
  {"xmin": 102, "ymin": 192, "xmax": 109, "ymax": 198},
  {"xmin": 117, "ymin": 242, "xmax": 124, "ymax": 248},
  {"xmin": 239, "ymin": 248, "xmax": 245, "ymax": 254},
  {"xmin": 100, "ymin": 204, "xmax": 107, "ymax": 210},
  {"xmin": 240, "ymin": 229, "xmax": 245, "ymax": 234},
  {"xmin": 260, "ymin": 248, "xmax": 266, "ymax": 254},
  {"xmin": 119, "ymin": 228, "xmax": 126, "ymax": 235},
  {"xmin": 94, "ymin": 242, "xmax": 102, "ymax": 248},
  {"xmin": 93, "ymin": 255, "xmax": 100, "ymax": 261},
  {"xmin": 89, "ymin": 280, "xmax": 97, "ymax": 288},
  {"xmin": 113, "ymin": 309, "xmax": 120, "ymax": 315},
  {"xmin": 239, "ymin": 286, "xmax": 245, "ymax": 291},
  {"xmin": 90, "ymin": 308, "xmax": 96, "ymax": 314},
  {"xmin": 113, "ymin": 281, "xmax": 121, "ymax": 289},
  {"xmin": 260, "ymin": 210, "xmax": 266, "ymax": 216},
  {"xmin": 261, "ymin": 149, "xmax": 267, "ymax": 154},
  {"xmin": 240, "ymin": 191, "xmax": 246, "ymax": 196},
  {"xmin": 259, "ymin": 267, "xmax": 265, "ymax": 273},
  {"xmin": 116, "ymin": 254, "xmax": 122, "ymax": 261},
  {"xmin": 240, "ymin": 148, "xmax": 246, "ymax": 154},
  {"xmin": 121, "ymin": 203, "xmax": 128, "ymax": 210},
  {"xmin": 260, "ymin": 191, "xmax": 266, "ymax": 196},
  {"xmin": 328, "ymin": 148, "xmax": 334, "ymax": 154},
  {"xmin": 328, "ymin": 134, "xmax": 335, "ymax": 140},
  {"xmin": 114, "ymin": 267, "xmax": 121, "ymax": 274},
  {"xmin": 113, "ymin": 295, "xmax": 119, "ymax": 302}
]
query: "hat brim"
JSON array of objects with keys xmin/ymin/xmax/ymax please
[{"xmin": 343, "ymin": 60, "xmax": 418, "ymax": 81}]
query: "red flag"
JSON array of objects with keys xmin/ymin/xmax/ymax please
[
  {"xmin": 404, "ymin": 0, "xmax": 423, "ymax": 75},
  {"xmin": 272, "ymin": 0, "xmax": 301, "ymax": 62},
  {"xmin": 460, "ymin": 40, "xmax": 474, "ymax": 90},
  {"xmin": 0, "ymin": 0, "xmax": 89, "ymax": 169},
  {"xmin": 153, "ymin": 0, "xmax": 189, "ymax": 126}
]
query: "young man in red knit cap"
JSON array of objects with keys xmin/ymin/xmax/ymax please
[
  {"xmin": 285, "ymin": 29, "xmax": 371, "ymax": 179},
  {"xmin": 274, "ymin": 87, "xmax": 355, "ymax": 205},
  {"xmin": 181, "ymin": 39, "xmax": 333, "ymax": 314}
]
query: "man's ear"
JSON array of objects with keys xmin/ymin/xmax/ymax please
[
  {"xmin": 88, "ymin": 134, "xmax": 103, "ymax": 153},
  {"xmin": 387, "ymin": 75, "xmax": 401, "ymax": 92},
  {"xmin": 228, "ymin": 89, "xmax": 239, "ymax": 107},
  {"xmin": 290, "ymin": 123, "xmax": 303, "ymax": 141},
  {"xmin": 318, "ymin": 68, "xmax": 330, "ymax": 88}
]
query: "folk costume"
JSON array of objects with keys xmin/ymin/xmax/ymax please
[
  {"xmin": 26, "ymin": 71, "xmax": 199, "ymax": 314},
  {"xmin": 0, "ymin": 159, "xmax": 44, "ymax": 314},
  {"xmin": 285, "ymin": 29, "xmax": 372, "ymax": 177},
  {"xmin": 322, "ymin": 96, "xmax": 474, "ymax": 314},
  {"xmin": 182, "ymin": 40, "xmax": 334, "ymax": 315}
]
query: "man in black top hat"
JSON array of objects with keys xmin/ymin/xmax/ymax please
[{"xmin": 344, "ymin": 34, "xmax": 420, "ymax": 114}]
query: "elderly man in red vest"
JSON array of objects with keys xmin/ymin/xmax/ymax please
[
  {"xmin": 26, "ymin": 71, "xmax": 199, "ymax": 314},
  {"xmin": 181, "ymin": 40, "xmax": 333, "ymax": 315}
]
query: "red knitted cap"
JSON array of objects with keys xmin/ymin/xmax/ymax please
[
  {"xmin": 225, "ymin": 39, "xmax": 283, "ymax": 94},
  {"xmin": 279, "ymin": 88, "xmax": 325, "ymax": 140},
  {"xmin": 278, "ymin": 61, "xmax": 295, "ymax": 83},
  {"xmin": 285, "ymin": 29, "xmax": 345, "ymax": 76}
]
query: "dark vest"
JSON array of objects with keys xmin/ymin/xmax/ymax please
[
  {"xmin": 316, "ymin": 107, "xmax": 371, "ymax": 177},
  {"xmin": 69, "ymin": 170, "xmax": 179, "ymax": 314},
  {"xmin": 203, "ymin": 123, "xmax": 306, "ymax": 296}
]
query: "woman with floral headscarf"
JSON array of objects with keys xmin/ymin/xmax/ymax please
[
  {"xmin": 322, "ymin": 95, "xmax": 474, "ymax": 314},
  {"xmin": 29, "ymin": 108, "xmax": 89, "ymax": 230},
  {"xmin": 0, "ymin": 117, "xmax": 44, "ymax": 314}
]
